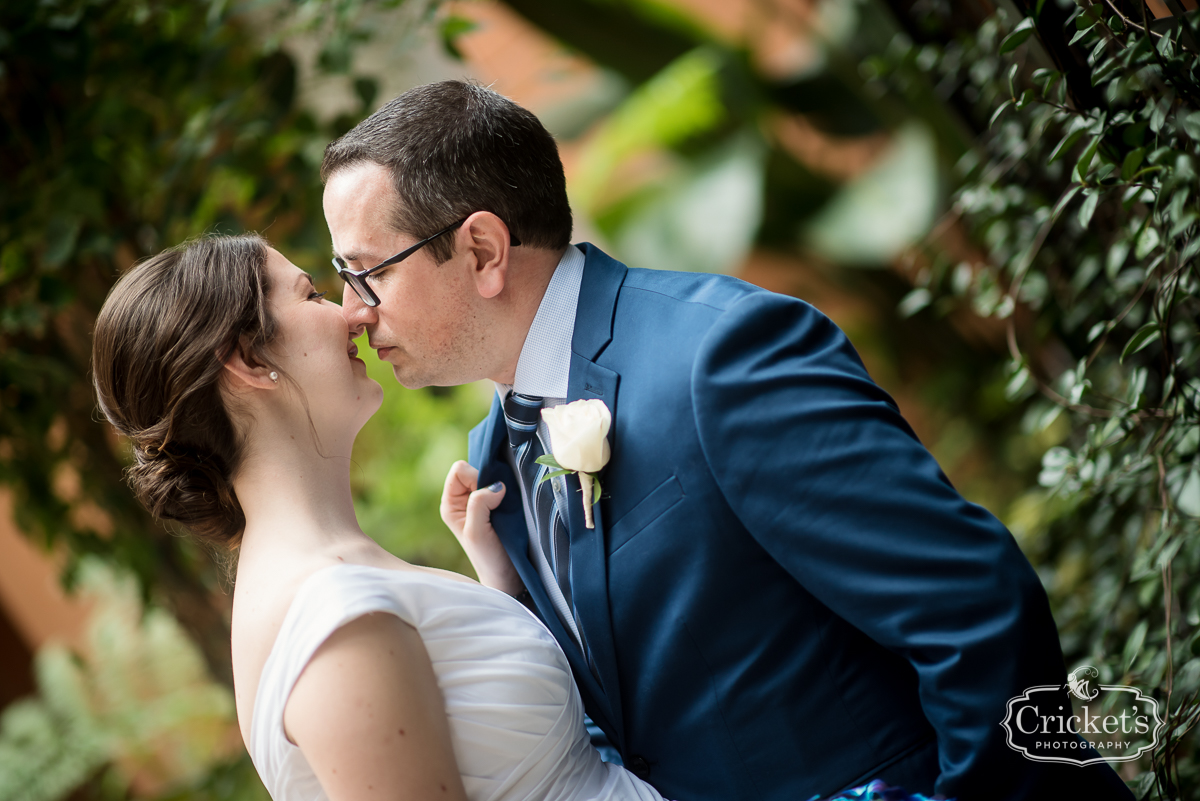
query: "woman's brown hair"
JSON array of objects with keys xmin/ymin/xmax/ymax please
[{"xmin": 92, "ymin": 234, "xmax": 280, "ymax": 547}]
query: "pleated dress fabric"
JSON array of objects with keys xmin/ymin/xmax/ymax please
[{"xmin": 247, "ymin": 563, "xmax": 666, "ymax": 801}]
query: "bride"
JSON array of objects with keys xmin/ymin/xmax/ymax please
[{"xmin": 90, "ymin": 234, "xmax": 669, "ymax": 801}]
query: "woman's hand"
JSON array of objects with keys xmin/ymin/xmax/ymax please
[{"xmin": 440, "ymin": 461, "xmax": 525, "ymax": 596}]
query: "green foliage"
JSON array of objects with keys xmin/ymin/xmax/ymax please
[
  {"xmin": 350, "ymin": 352, "xmax": 490, "ymax": 574},
  {"xmin": 0, "ymin": 0, "xmax": 410, "ymax": 686},
  {"xmin": 0, "ymin": 663, "xmax": 108, "ymax": 801},
  {"xmin": 801, "ymin": 121, "xmax": 940, "ymax": 266},
  {"xmin": 438, "ymin": 14, "xmax": 478, "ymax": 61},
  {"xmin": 0, "ymin": 559, "xmax": 251, "ymax": 801},
  {"xmin": 266, "ymin": 0, "xmax": 410, "ymax": 77},
  {"xmin": 871, "ymin": 2, "xmax": 1200, "ymax": 796},
  {"xmin": 565, "ymin": 0, "xmax": 957, "ymax": 276},
  {"xmin": 2, "ymin": 0, "xmax": 312, "ymax": 681},
  {"xmin": 573, "ymin": 46, "xmax": 727, "ymax": 210},
  {"xmin": 154, "ymin": 755, "xmax": 270, "ymax": 801},
  {"xmin": 572, "ymin": 44, "xmax": 771, "ymax": 278}
]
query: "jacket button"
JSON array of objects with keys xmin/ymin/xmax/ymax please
[{"xmin": 628, "ymin": 755, "xmax": 651, "ymax": 778}]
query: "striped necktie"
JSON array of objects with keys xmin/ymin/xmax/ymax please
[{"xmin": 502, "ymin": 392, "xmax": 579, "ymax": 643}]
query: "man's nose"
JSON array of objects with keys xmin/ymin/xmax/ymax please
[{"xmin": 341, "ymin": 281, "xmax": 376, "ymax": 337}]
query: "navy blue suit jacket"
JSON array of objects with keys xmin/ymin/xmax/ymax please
[{"xmin": 468, "ymin": 245, "xmax": 1131, "ymax": 800}]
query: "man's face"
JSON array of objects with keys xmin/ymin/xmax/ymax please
[{"xmin": 323, "ymin": 163, "xmax": 488, "ymax": 389}]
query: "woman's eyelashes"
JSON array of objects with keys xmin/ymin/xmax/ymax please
[{"xmin": 308, "ymin": 290, "xmax": 328, "ymax": 301}]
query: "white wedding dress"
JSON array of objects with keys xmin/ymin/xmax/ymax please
[{"xmin": 247, "ymin": 563, "xmax": 667, "ymax": 801}]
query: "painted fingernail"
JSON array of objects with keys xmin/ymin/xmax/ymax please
[{"xmin": 487, "ymin": 481, "xmax": 504, "ymax": 492}]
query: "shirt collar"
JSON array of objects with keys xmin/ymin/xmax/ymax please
[{"xmin": 494, "ymin": 245, "xmax": 585, "ymax": 401}]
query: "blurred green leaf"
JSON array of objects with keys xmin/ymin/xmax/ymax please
[
  {"xmin": 999, "ymin": 18, "xmax": 1037, "ymax": 54},
  {"xmin": 1177, "ymin": 468, "xmax": 1200, "ymax": 517},
  {"xmin": 989, "ymin": 99, "xmax": 1014, "ymax": 128},
  {"xmin": 612, "ymin": 130, "xmax": 766, "ymax": 274},
  {"xmin": 1049, "ymin": 128, "xmax": 1086, "ymax": 164},
  {"xmin": 897, "ymin": 287, "xmax": 932, "ymax": 318},
  {"xmin": 802, "ymin": 122, "xmax": 939, "ymax": 266},
  {"xmin": 1179, "ymin": 110, "xmax": 1200, "ymax": 142},
  {"xmin": 42, "ymin": 216, "xmax": 82, "ymax": 269},
  {"xmin": 439, "ymin": 14, "xmax": 478, "ymax": 61},
  {"xmin": 352, "ymin": 75, "xmax": 378, "ymax": 110},
  {"xmin": 1120, "ymin": 147, "xmax": 1145, "ymax": 180},
  {"xmin": 1052, "ymin": 184, "xmax": 1083, "ymax": 218},
  {"xmin": 574, "ymin": 47, "xmax": 725, "ymax": 212},
  {"xmin": 1077, "ymin": 4, "xmax": 1103, "ymax": 29},
  {"xmin": 1124, "ymin": 620, "xmax": 1148, "ymax": 671},
  {"xmin": 1135, "ymin": 224, "xmax": 1160, "ymax": 258},
  {"xmin": 1075, "ymin": 135, "xmax": 1101, "ymax": 181},
  {"xmin": 1078, "ymin": 189, "xmax": 1100, "ymax": 227},
  {"xmin": 1121, "ymin": 322, "xmax": 1160, "ymax": 363}
]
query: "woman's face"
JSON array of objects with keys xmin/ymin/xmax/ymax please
[{"xmin": 263, "ymin": 248, "xmax": 383, "ymax": 441}]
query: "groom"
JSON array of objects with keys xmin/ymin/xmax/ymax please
[{"xmin": 320, "ymin": 81, "xmax": 1132, "ymax": 800}]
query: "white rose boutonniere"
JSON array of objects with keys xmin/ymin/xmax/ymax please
[{"xmin": 537, "ymin": 399, "xmax": 611, "ymax": 529}]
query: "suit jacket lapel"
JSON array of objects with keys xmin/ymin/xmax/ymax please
[
  {"xmin": 571, "ymin": 243, "xmax": 624, "ymax": 360},
  {"xmin": 474, "ymin": 394, "xmax": 618, "ymax": 740},
  {"xmin": 565, "ymin": 355, "xmax": 624, "ymax": 747},
  {"xmin": 563, "ymin": 243, "xmax": 628, "ymax": 747}
]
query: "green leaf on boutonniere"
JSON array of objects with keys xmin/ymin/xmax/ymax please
[
  {"xmin": 535, "ymin": 453, "xmax": 571, "ymax": 485},
  {"xmin": 537, "ymin": 468, "xmax": 572, "ymax": 485},
  {"xmin": 592, "ymin": 476, "xmax": 602, "ymax": 504}
]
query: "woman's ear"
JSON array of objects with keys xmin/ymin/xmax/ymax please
[{"xmin": 222, "ymin": 338, "xmax": 277, "ymax": 391}]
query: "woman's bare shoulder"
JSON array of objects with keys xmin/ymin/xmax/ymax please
[
  {"xmin": 283, "ymin": 611, "xmax": 468, "ymax": 800},
  {"xmin": 230, "ymin": 557, "xmax": 339, "ymax": 747}
]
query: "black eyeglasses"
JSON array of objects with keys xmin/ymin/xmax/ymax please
[{"xmin": 331, "ymin": 218, "xmax": 522, "ymax": 308}]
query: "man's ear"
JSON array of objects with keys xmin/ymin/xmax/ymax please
[
  {"xmin": 461, "ymin": 212, "xmax": 512, "ymax": 300},
  {"xmin": 222, "ymin": 338, "xmax": 277, "ymax": 391}
]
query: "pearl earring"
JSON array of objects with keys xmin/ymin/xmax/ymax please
[{"xmin": 269, "ymin": 371, "xmax": 279, "ymax": 383}]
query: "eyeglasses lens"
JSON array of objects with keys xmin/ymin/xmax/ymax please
[
  {"xmin": 348, "ymin": 276, "xmax": 377, "ymax": 307},
  {"xmin": 332, "ymin": 259, "xmax": 379, "ymax": 307}
]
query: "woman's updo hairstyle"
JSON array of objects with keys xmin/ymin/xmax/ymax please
[{"xmin": 92, "ymin": 234, "xmax": 279, "ymax": 547}]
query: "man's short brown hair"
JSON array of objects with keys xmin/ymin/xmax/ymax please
[{"xmin": 321, "ymin": 80, "xmax": 572, "ymax": 263}]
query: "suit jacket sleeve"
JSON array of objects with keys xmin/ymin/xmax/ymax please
[{"xmin": 690, "ymin": 291, "xmax": 1065, "ymax": 797}]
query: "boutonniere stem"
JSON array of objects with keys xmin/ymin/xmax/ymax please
[{"xmin": 537, "ymin": 454, "xmax": 603, "ymax": 527}]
